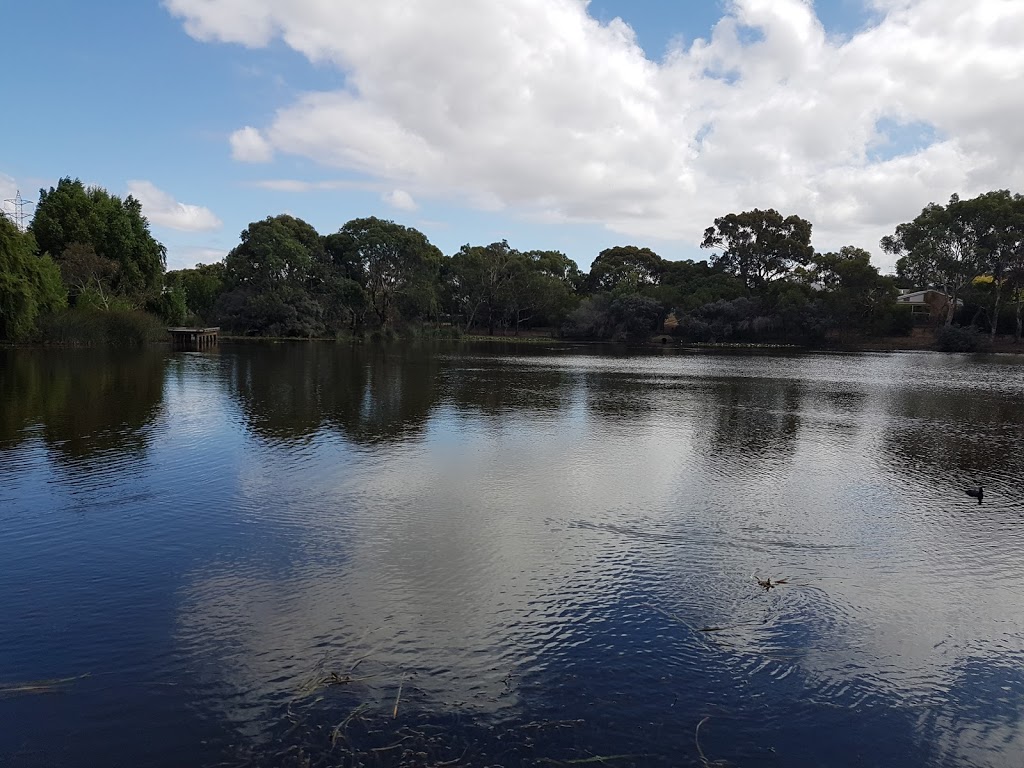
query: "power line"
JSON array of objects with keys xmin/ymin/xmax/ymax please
[{"xmin": 2, "ymin": 190, "xmax": 35, "ymax": 232}]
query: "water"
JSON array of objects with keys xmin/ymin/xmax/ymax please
[{"xmin": 2, "ymin": 343, "xmax": 1024, "ymax": 767}]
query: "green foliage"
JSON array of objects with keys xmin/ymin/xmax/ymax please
[
  {"xmin": 165, "ymin": 262, "xmax": 225, "ymax": 322},
  {"xmin": 0, "ymin": 217, "xmax": 68, "ymax": 340},
  {"xmin": 31, "ymin": 178, "xmax": 165, "ymax": 302},
  {"xmin": 38, "ymin": 308, "xmax": 165, "ymax": 346},
  {"xmin": 223, "ymin": 214, "xmax": 323, "ymax": 292},
  {"xmin": 153, "ymin": 284, "xmax": 189, "ymax": 326},
  {"xmin": 219, "ymin": 215, "xmax": 327, "ymax": 336},
  {"xmin": 561, "ymin": 292, "xmax": 663, "ymax": 341},
  {"xmin": 586, "ymin": 246, "xmax": 665, "ymax": 293},
  {"xmin": 331, "ymin": 217, "xmax": 442, "ymax": 329},
  {"xmin": 882, "ymin": 192, "xmax": 1024, "ymax": 328},
  {"xmin": 448, "ymin": 241, "xmax": 517, "ymax": 333},
  {"xmin": 797, "ymin": 246, "xmax": 899, "ymax": 337},
  {"xmin": 447, "ymin": 241, "xmax": 580, "ymax": 334},
  {"xmin": 934, "ymin": 325, "xmax": 987, "ymax": 353},
  {"xmin": 701, "ymin": 209, "xmax": 813, "ymax": 289},
  {"xmin": 19, "ymin": 184, "xmax": 1013, "ymax": 348},
  {"xmin": 870, "ymin": 304, "xmax": 914, "ymax": 337}
]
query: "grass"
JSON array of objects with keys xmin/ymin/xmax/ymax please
[
  {"xmin": 460, "ymin": 333, "xmax": 563, "ymax": 344},
  {"xmin": 37, "ymin": 308, "xmax": 165, "ymax": 347}
]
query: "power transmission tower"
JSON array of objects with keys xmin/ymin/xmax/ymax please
[{"xmin": 2, "ymin": 190, "xmax": 34, "ymax": 232}]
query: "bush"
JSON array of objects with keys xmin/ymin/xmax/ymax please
[
  {"xmin": 38, "ymin": 308, "xmax": 165, "ymax": 346},
  {"xmin": 870, "ymin": 304, "xmax": 914, "ymax": 337},
  {"xmin": 934, "ymin": 325, "xmax": 988, "ymax": 353}
]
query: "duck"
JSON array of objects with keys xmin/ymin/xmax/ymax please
[{"xmin": 965, "ymin": 486, "xmax": 984, "ymax": 504}]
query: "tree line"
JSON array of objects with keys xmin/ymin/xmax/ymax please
[{"xmin": 2, "ymin": 177, "xmax": 1023, "ymax": 346}]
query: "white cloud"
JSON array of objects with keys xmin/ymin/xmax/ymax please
[
  {"xmin": 0, "ymin": 172, "xmax": 16, "ymax": 202},
  {"xmin": 128, "ymin": 180, "xmax": 223, "ymax": 232},
  {"xmin": 0, "ymin": 173, "xmax": 26, "ymax": 228},
  {"xmin": 249, "ymin": 178, "xmax": 375, "ymax": 192},
  {"xmin": 383, "ymin": 189, "xmax": 418, "ymax": 211},
  {"xmin": 229, "ymin": 126, "xmax": 274, "ymax": 163},
  {"xmin": 166, "ymin": 245, "xmax": 229, "ymax": 271},
  {"xmin": 166, "ymin": 0, "xmax": 1024, "ymax": 268}
]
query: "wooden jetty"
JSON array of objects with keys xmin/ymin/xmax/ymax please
[{"xmin": 168, "ymin": 327, "xmax": 220, "ymax": 351}]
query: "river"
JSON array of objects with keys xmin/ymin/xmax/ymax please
[{"xmin": 2, "ymin": 343, "xmax": 1024, "ymax": 767}]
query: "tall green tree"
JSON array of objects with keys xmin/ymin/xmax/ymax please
[
  {"xmin": 219, "ymin": 215, "xmax": 326, "ymax": 336},
  {"xmin": 883, "ymin": 194, "xmax": 997, "ymax": 326},
  {"xmin": 448, "ymin": 241, "xmax": 518, "ymax": 334},
  {"xmin": 0, "ymin": 217, "xmax": 67, "ymax": 340},
  {"xmin": 965, "ymin": 191, "xmax": 1024, "ymax": 340},
  {"xmin": 223, "ymin": 214, "xmax": 323, "ymax": 292},
  {"xmin": 586, "ymin": 245, "xmax": 665, "ymax": 293},
  {"xmin": 799, "ymin": 246, "xmax": 899, "ymax": 335},
  {"xmin": 31, "ymin": 178, "xmax": 165, "ymax": 301},
  {"xmin": 499, "ymin": 250, "xmax": 580, "ymax": 333},
  {"xmin": 701, "ymin": 209, "xmax": 813, "ymax": 289},
  {"xmin": 331, "ymin": 217, "xmax": 442, "ymax": 329},
  {"xmin": 165, "ymin": 262, "xmax": 226, "ymax": 322}
]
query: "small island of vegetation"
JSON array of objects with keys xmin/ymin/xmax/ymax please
[{"xmin": 3, "ymin": 178, "xmax": 1023, "ymax": 352}]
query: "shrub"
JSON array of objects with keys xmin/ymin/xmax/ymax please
[
  {"xmin": 934, "ymin": 325, "xmax": 987, "ymax": 353},
  {"xmin": 38, "ymin": 308, "xmax": 165, "ymax": 346},
  {"xmin": 870, "ymin": 304, "xmax": 914, "ymax": 337}
]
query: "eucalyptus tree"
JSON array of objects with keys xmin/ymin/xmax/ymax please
[
  {"xmin": 586, "ymin": 245, "xmax": 665, "ymax": 293},
  {"xmin": 966, "ymin": 191, "xmax": 1024, "ymax": 340},
  {"xmin": 448, "ymin": 240, "xmax": 518, "ymax": 334},
  {"xmin": 219, "ymin": 214, "xmax": 326, "ymax": 336},
  {"xmin": 700, "ymin": 209, "xmax": 813, "ymax": 290},
  {"xmin": 799, "ymin": 246, "xmax": 897, "ymax": 335},
  {"xmin": 883, "ymin": 194, "xmax": 996, "ymax": 327},
  {"xmin": 331, "ymin": 217, "xmax": 442, "ymax": 329}
]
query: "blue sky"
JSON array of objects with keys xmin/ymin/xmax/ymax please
[{"xmin": 2, "ymin": 1, "xmax": 1021, "ymax": 272}]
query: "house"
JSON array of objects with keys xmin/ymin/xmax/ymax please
[{"xmin": 895, "ymin": 289, "xmax": 963, "ymax": 323}]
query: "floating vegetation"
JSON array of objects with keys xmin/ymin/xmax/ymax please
[
  {"xmin": 392, "ymin": 675, "xmax": 405, "ymax": 719},
  {"xmin": 694, "ymin": 717, "xmax": 731, "ymax": 768},
  {"xmin": 754, "ymin": 575, "xmax": 789, "ymax": 592},
  {"xmin": 0, "ymin": 673, "xmax": 91, "ymax": 698},
  {"xmin": 537, "ymin": 754, "xmax": 652, "ymax": 765},
  {"xmin": 205, "ymin": 658, "xmax": 677, "ymax": 768}
]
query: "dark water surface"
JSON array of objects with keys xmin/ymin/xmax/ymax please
[{"xmin": 3, "ymin": 343, "xmax": 1024, "ymax": 767}]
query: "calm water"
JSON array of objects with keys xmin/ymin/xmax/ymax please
[{"xmin": 3, "ymin": 343, "xmax": 1024, "ymax": 767}]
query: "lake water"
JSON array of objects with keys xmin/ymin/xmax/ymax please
[{"xmin": 3, "ymin": 343, "xmax": 1024, "ymax": 767}]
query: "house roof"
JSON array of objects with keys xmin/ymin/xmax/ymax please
[{"xmin": 896, "ymin": 289, "xmax": 964, "ymax": 306}]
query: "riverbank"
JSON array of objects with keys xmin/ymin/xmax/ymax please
[{"xmin": 832, "ymin": 328, "xmax": 1023, "ymax": 354}]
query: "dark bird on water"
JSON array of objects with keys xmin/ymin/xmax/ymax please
[{"xmin": 965, "ymin": 486, "xmax": 984, "ymax": 504}]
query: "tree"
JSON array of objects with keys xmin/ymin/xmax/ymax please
[
  {"xmin": 701, "ymin": 209, "xmax": 813, "ymax": 289},
  {"xmin": 561, "ymin": 292, "xmax": 663, "ymax": 341},
  {"xmin": 586, "ymin": 245, "xmax": 665, "ymax": 293},
  {"xmin": 31, "ymin": 178, "xmax": 165, "ymax": 301},
  {"xmin": 218, "ymin": 215, "xmax": 326, "ymax": 336},
  {"xmin": 59, "ymin": 243, "xmax": 118, "ymax": 309},
  {"xmin": 657, "ymin": 259, "xmax": 745, "ymax": 312},
  {"xmin": 223, "ymin": 215, "xmax": 323, "ymax": 292},
  {"xmin": 331, "ymin": 217, "xmax": 442, "ymax": 329},
  {"xmin": 964, "ymin": 191, "xmax": 1024, "ymax": 340},
  {"xmin": 165, "ymin": 262, "xmax": 225, "ymax": 322},
  {"xmin": 883, "ymin": 194, "xmax": 991, "ymax": 327},
  {"xmin": 0, "ymin": 217, "xmax": 67, "ymax": 340},
  {"xmin": 797, "ymin": 246, "xmax": 898, "ymax": 335},
  {"xmin": 495, "ymin": 250, "xmax": 580, "ymax": 334},
  {"xmin": 448, "ymin": 241, "xmax": 518, "ymax": 334}
]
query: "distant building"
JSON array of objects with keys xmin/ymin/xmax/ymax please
[{"xmin": 895, "ymin": 289, "xmax": 963, "ymax": 323}]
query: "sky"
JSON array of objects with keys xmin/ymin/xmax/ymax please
[{"xmin": 2, "ymin": 0, "xmax": 1023, "ymax": 273}]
